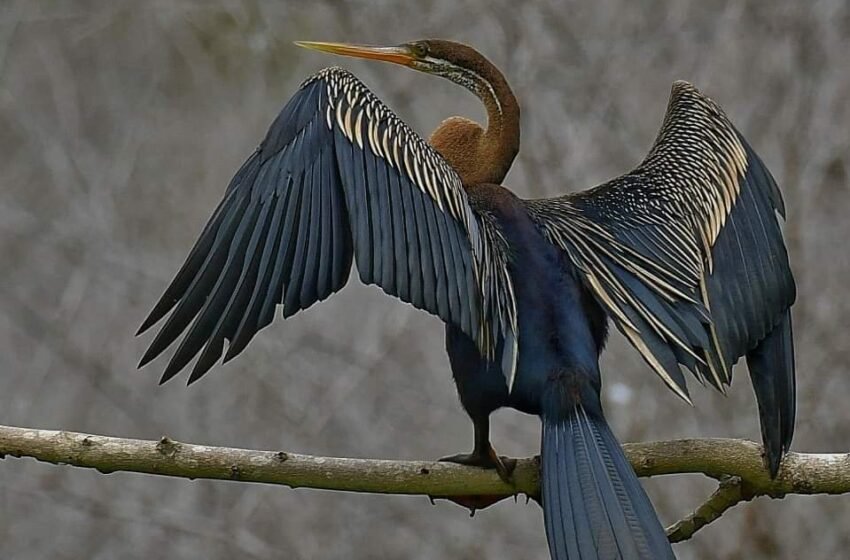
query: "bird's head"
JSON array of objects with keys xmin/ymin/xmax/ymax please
[
  {"xmin": 295, "ymin": 39, "xmax": 519, "ymax": 184},
  {"xmin": 294, "ymin": 39, "xmax": 500, "ymax": 101}
]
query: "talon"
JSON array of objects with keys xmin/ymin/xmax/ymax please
[
  {"xmin": 438, "ymin": 452, "xmax": 480, "ymax": 466},
  {"xmin": 489, "ymin": 449, "xmax": 517, "ymax": 484}
]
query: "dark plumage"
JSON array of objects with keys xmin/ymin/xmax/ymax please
[
  {"xmin": 524, "ymin": 82, "xmax": 796, "ymax": 474},
  {"xmin": 138, "ymin": 39, "xmax": 796, "ymax": 559}
]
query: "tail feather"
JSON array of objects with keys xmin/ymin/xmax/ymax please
[
  {"xmin": 747, "ymin": 309, "xmax": 795, "ymax": 477},
  {"xmin": 542, "ymin": 404, "xmax": 673, "ymax": 559}
]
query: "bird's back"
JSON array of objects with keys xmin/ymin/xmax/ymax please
[{"xmin": 467, "ymin": 184, "xmax": 607, "ymax": 414}]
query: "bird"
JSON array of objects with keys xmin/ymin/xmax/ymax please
[{"xmin": 137, "ymin": 39, "xmax": 796, "ymax": 560}]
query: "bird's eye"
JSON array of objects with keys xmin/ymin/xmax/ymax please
[{"xmin": 411, "ymin": 42, "xmax": 429, "ymax": 58}]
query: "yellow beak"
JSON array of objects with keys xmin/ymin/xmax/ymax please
[{"xmin": 294, "ymin": 41, "xmax": 416, "ymax": 67}]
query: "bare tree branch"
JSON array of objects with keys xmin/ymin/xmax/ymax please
[
  {"xmin": 665, "ymin": 476, "xmax": 751, "ymax": 543},
  {"xmin": 1, "ymin": 424, "xmax": 848, "ymax": 542}
]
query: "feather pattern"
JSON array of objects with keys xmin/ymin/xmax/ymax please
[
  {"xmin": 525, "ymin": 81, "xmax": 795, "ymax": 411},
  {"xmin": 138, "ymin": 67, "xmax": 517, "ymax": 384}
]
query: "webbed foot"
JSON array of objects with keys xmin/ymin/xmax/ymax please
[{"xmin": 439, "ymin": 446, "xmax": 516, "ymax": 484}]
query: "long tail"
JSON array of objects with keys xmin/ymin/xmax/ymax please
[
  {"xmin": 747, "ymin": 309, "xmax": 795, "ymax": 477},
  {"xmin": 541, "ymin": 396, "xmax": 674, "ymax": 559}
]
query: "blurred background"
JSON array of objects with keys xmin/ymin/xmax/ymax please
[{"xmin": 1, "ymin": 1, "xmax": 848, "ymax": 558}]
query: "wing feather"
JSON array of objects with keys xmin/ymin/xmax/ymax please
[
  {"xmin": 525, "ymin": 81, "xmax": 796, "ymax": 465},
  {"xmin": 139, "ymin": 67, "xmax": 516, "ymax": 384}
]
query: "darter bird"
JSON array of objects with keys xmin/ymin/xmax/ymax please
[{"xmin": 137, "ymin": 39, "xmax": 796, "ymax": 560}]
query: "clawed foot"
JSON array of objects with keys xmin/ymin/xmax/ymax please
[{"xmin": 438, "ymin": 446, "xmax": 517, "ymax": 484}]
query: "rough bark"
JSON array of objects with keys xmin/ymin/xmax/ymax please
[{"xmin": 1, "ymin": 424, "xmax": 848, "ymax": 542}]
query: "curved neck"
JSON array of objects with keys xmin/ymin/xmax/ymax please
[
  {"xmin": 428, "ymin": 58, "xmax": 520, "ymax": 186},
  {"xmin": 476, "ymin": 63, "xmax": 520, "ymax": 184}
]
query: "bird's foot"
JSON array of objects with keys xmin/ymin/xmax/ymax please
[
  {"xmin": 438, "ymin": 446, "xmax": 516, "ymax": 484},
  {"xmin": 435, "ymin": 447, "xmax": 516, "ymax": 512}
]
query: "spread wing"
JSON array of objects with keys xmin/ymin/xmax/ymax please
[
  {"xmin": 525, "ymin": 81, "xmax": 795, "ymax": 473},
  {"xmin": 138, "ymin": 67, "xmax": 517, "ymax": 386}
]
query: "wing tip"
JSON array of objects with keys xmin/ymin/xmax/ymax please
[
  {"xmin": 136, "ymin": 321, "xmax": 152, "ymax": 337},
  {"xmin": 138, "ymin": 346, "xmax": 162, "ymax": 370},
  {"xmin": 675, "ymin": 384, "xmax": 694, "ymax": 406},
  {"xmin": 158, "ymin": 367, "xmax": 179, "ymax": 385},
  {"xmin": 186, "ymin": 368, "xmax": 207, "ymax": 386}
]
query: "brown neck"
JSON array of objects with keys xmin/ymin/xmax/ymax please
[
  {"xmin": 478, "ymin": 63, "xmax": 520, "ymax": 184},
  {"xmin": 428, "ymin": 58, "xmax": 520, "ymax": 186}
]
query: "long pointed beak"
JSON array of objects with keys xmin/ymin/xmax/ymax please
[{"xmin": 294, "ymin": 41, "xmax": 416, "ymax": 67}]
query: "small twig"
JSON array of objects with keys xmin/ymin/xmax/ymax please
[{"xmin": 666, "ymin": 476, "xmax": 753, "ymax": 543}]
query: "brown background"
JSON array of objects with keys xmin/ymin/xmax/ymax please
[{"xmin": 1, "ymin": 1, "xmax": 849, "ymax": 558}]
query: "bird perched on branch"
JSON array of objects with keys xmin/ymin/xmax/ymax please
[{"xmin": 138, "ymin": 39, "xmax": 796, "ymax": 559}]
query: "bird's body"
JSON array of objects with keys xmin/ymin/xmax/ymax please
[
  {"xmin": 454, "ymin": 184, "xmax": 607, "ymax": 417},
  {"xmin": 138, "ymin": 39, "xmax": 796, "ymax": 560},
  {"xmin": 447, "ymin": 187, "xmax": 678, "ymax": 557}
]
